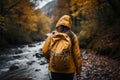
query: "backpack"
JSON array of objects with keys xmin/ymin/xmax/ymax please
[{"xmin": 49, "ymin": 32, "xmax": 74, "ymax": 71}]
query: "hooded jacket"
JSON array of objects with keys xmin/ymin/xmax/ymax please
[{"xmin": 42, "ymin": 15, "xmax": 82, "ymax": 73}]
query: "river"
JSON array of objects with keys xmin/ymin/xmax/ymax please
[
  {"xmin": 0, "ymin": 41, "xmax": 50, "ymax": 80},
  {"xmin": 0, "ymin": 41, "xmax": 120, "ymax": 80}
]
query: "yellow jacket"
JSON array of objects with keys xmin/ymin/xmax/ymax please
[{"xmin": 42, "ymin": 15, "xmax": 82, "ymax": 73}]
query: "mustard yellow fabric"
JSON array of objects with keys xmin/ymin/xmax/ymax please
[
  {"xmin": 50, "ymin": 32, "xmax": 71, "ymax": 52},
  {"xmin": 42, "ymin": 15, "xmax": 82, "ymax": 73},
  {"xmin": 56, "ymin": 15, "xmax": 72, "ymax": 29}
]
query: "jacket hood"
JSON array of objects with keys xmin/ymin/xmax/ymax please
[{"xmin": 56, "ymin": 15, "xmax": 72, "ymax": 29}]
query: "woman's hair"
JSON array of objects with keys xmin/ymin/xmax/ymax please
[
  {"xmin": 56, "ymin": 25, "xmax": 70, "ymax": 33},
  {"xmin": 56, "ymin": 25, "xmax": 74, "ymax": 45}
]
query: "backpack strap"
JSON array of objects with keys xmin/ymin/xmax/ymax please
[
  {"xmin": 66, "ymin": 30, "xmax": 74, "ymax": 46},
  {"xmin": 65, "ymin": 30, "xmax": 75, "ymax": 55}
]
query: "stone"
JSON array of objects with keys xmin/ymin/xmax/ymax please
[
  {"xmin": 39, "ymin": 43, "xmax": 41, "ymax": 45},
  {"xmin": 39, "ymin": 61, "xmax": 47, "ymax": 65},
  {"xmin": 83, "ymin": 55, "xmax": 88, "ymax": 60},
  {"xmin": 28, "ymin": 44, "xmax": 36, "ymax": 47},
  {"xmin": 34, "ymin": 53, "xmax": 44, "ymax": 58},
  {"xmin": 26, "ymin": 61, "xmax": 35, "ymax": 65},
  {"xmin": 15, "ymin": 49, "xmax": 23, "ymax": 54},
  {"xmin": 13, "ymin": 55, "xmax": 21, "ymax": 59},
  {"xmin": 9, "ymin": 64, "xmax": 19, "ymax": 71},
  {"xmin": 35, "ymin": 69, "xmax": 41, "ymax": 72}
]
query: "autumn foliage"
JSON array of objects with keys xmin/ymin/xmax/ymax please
[
  {"xmin": 0, "ymin": 0, "xmax": 50, "ymax": 46},
  {"xmin": 52, "ymin": 0, "xmax": 120, "ymax": 59}
]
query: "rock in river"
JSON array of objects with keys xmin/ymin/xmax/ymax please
[
  {"xmin": 9, "ymin": 63, "xmax": 19, "ymax": 71},
  {"xmin": 33, "ymin": 53, "xmax": 44, "ymax": 58},
  {"xmin": 39, "ymin": 61, "xmax": 47, "ymax": 65},
  {"xmin": 28, "ymin": 44, "xmax": 36, "ymax": 47},
  {"xmin": 15, "ymin": 49, "xmax": 23, "ymax": 54}
]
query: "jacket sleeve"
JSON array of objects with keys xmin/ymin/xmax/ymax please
[
  {"xmin": 42, "ymin": 36, "xmax": 51, "ymax": 60},
  {"xmin": 72, "ymin": 35, "xmax": 82, "ymax": 73}
]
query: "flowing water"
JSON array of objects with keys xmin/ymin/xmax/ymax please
[{"xmin": 0, "ymin": 41, "xmax": 50, "ymax": 80}]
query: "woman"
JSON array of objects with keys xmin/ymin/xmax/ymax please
[{"xmin": 42, "ymin": 15, "xmax": 82, "ymax": 80}]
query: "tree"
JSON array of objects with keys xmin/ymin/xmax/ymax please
[{"xmin": 0, "ymin": 0, "xmax": 50, "ymax": 46}]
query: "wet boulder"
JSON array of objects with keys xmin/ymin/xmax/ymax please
[
  {"xmin": 26, "ymin": 61, "xmax": 35, "ymax": 65},
  {"xmin": 13, "ymin": 55, "xmax": 21, "ymax": 59},
  {"xmin": 28, "ymin": 44, "xmax": 36, "ymax": 47},
  {"xmin": 39, "ymin": 48, "xmax": 42, "ymax": 52},
  {"xmin": 19, "ymin": 45, "xmax": 25, "ymax": 48},
  {"xmin": 35, "ymin": 69, "xmax": 41, "ymax": 72},
  {"xmin": 39, "ymin": 61, "xmax": 47, "ymax": 65},
  {"xmin": 38, "ymin": 42, "xmax": 41, "ymax": 45},
  {"xmin": 15, "ymin": 49, "xmax": 23, "ymax": 54},
  {"xmin": 9, "ymin": 64, "xmax": 19, "ymax": 71},
  {"xmin": 33, "ymin": 53, "xmax": 44, "ymax": 58}
]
